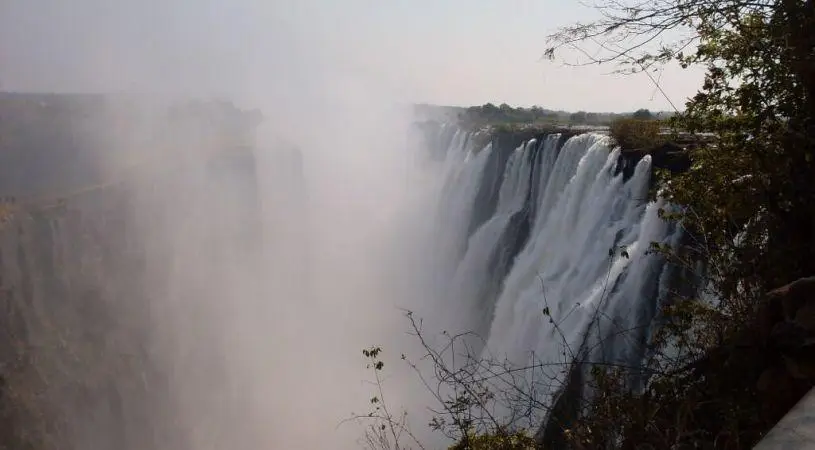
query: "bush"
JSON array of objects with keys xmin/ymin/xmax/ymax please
[
  {"xmin": 449, "ymin": 430, "xmax": 537, "ymax": 450},
  {"xmin": 608, "ymin": 118, "xmax": 663, "ymax": 150}
]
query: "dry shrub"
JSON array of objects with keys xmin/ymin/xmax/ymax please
[{"xmin": 609, "ymin": 119, "xmax": 663, "ymax": 150}]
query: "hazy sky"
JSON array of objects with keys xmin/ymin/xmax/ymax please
[{"xmin": 0, "ymin": 0, "xmax": 704, "ymax": 112}]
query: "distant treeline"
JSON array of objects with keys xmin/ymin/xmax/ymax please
[{"xmin": 413, "ymin": 102, "xmax": 674, "ymax": 128}]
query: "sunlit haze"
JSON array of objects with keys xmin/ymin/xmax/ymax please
[
  {"xmin": 0, "ymin": 1, "xmax": 708, "ymax": 449},
  {"xmin": 0, "ymin": 0, "xmax": 703, "ymax": 111}
]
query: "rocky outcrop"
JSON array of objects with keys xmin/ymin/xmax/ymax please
[
  {"xmin": 661, "ymin": 276, "xmax": 815, "ymax": 446},
  {"xmin": 618, "ymin": 142, "xmax": 692, "ymax": 182},
  {"xmin": 746, "ymin": 277, "xmax": 815, "ymax": 420}
]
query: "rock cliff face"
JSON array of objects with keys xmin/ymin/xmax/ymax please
[
  {"xmin": 0, "ymin": 176, "xmax": 170, "ymax": 448},
  {"xmin": 0, "ymin": 94, "xmax": 269, "ymax": 449},
  {"xmin": 0, "ymin": 147, "xmax": 274, "ymax": 449}
]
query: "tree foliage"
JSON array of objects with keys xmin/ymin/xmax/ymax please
[
  {"xmin": 544, "ymin": 0, "xmax": 815, "ymax": 447},
  {"xmin": 448, "ymin": 430, "xmax": 537, "ymax": 450},
  {"xmin": 608, "ymin": 117, "xmax": 664, "ymax": 149},
  {"xmin": 455, "ymin": 103, "xmax": 670, "ymax": 129},
  {"xmin": 631, "ymin": 109, "xmax": 653, "ymax": 120},
  {"xmin": 545, "ymin": 0, "xmax": 815, "ymax": 355}
]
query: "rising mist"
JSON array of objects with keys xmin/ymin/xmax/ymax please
[{"xmin": 0, "ymin": 1, "xmax": 454, "ymax": 449}]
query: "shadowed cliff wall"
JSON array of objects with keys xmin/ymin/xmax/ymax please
[{"xmin": 0, "ymin": 94, "xmax": 269, "ymax": 449}]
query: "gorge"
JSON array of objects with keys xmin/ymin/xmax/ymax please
[{"xmin": 0, "ymin": 95, "xmax": 802, "ymax": 449}]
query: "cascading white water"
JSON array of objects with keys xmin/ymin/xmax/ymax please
[
  {"xmin": 420, "ymin": 125, "xmax": 683, "ymax": 430},
  {"xmin": 432, "ymin": 132, "xmax": 493, "ymax": 291},
  {"xmin": 446, "ymin": 137, "xmax": 548, "ymax": 334}
]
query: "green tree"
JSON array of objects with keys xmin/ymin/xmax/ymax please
[
  {"xmin": 609, "ymin": 117, "xmax": 663, "ymax": 149},
  {"xmin": 481, "ymin": 103, "xmax": 499, "ymax": 115},
  {"xmin": 569, "ymin": 111, "xmax": 587, "ymax": 124},
  {"xmin": 631, "ymin": 108, "xmax": 653, "ymax": 120},
  {"xmin": 545, "ymin": 0, "xmax": 815, "ymax": 349},
  {"xmin": 543, "ymin": 0, "xmax": 815, "ymax": 448},
  {"xmin": 665, "ymin": 1, "xmax": 815, "ymax": 299}
]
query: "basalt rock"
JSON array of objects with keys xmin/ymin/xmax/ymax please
[
  {"xmin": 754, "ymin": 277, "xmax": 815, "ymax": 407},
  {"xmin": 618, "ymin": 142, "xmax": 692, "ymax": 183},
  {"xmin": 686, "ymin": 276, "xmax": 815, "ymax": 435}
]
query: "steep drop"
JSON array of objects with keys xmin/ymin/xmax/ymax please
[{"xmin": 420, "ymin": 125, "xmax": 682, "ymax": 430}]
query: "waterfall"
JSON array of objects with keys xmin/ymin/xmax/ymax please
[
  {"xmin": 421, "ymin": 125, "xmax": 683, "ymax": 430},
  {"xmin": 0, "ymin": 102, "xmax": 688, "ymax": 448}
]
